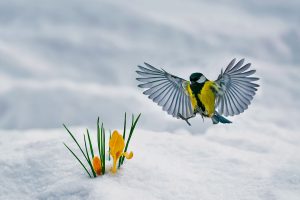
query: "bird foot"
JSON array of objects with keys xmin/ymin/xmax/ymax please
[
  {"xmin": 201, "ymin": 115, "xmax": 204, "ymax": 122},
  {"xmin": 196, "ymin": 107, "xmax": 207, "ymax": 122},
  {"xmin": 178, "ymin": 113, "xmax": 192, "ymax": 126}
]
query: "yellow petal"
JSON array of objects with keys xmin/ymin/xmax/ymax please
[
  {"xmin": 121, "ymin": 151, "xmax": 133, "ymax": 160},
  {"xmin": 109, "ymin": 130, "xmax": 125, "ymax": 160},
  {"xmin": 92, "ymin": 156, "xmax": 102, "ymax": 175},
  {"xmin": 109, "ymin": 130, "xmax": 125, "ymax": 173}
]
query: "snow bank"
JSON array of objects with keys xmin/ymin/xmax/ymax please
[{"xmin": 0, "ymin": 127, "xmax": 299, "ymax": 200}]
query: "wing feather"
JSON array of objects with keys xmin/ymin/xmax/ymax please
[
  {"xmin": 231, "ymin": 85, "xmax": 252, "ymax": 105},
  {"xmin": 173, "ymin": 90, "xmax": 181, "ymax": 116},
  {"xmin": 228, "ymin": 58, "xmax": 244, "ymax": 73},
  {"xmin": 149, "ymin": 83, "xmax": 172, "ymax": 100},
  {"xmin": 215, "ymin": 58, "xmax": 259, "ymax": 116},
  {"xmin": 136, "ymin": 63, "xmax": 194, "ymax": 119},
  {"xmin": 158, "ymin": 85, "xmax": 173, "ymax": 106},
  {"xmin": 137, "ymin": 65, "xmax": 161, "ymax": 75},
  {"xmin": 230, "ymin": 86, "xmax": 248, "ymax": 110},
  {"xmin": 224, "ymin": 58, "xmax": 236, "ymax": 73},
  {"xmin": 230, "ymin": 63, "xmax": 251, "ymax": 75},
  {"xmin": 143, "ymin": 81, "xmax": 170, "ymax": 95},
  {"xmin": 152, "ymin": 83, "xmax": 173, "ymax": 102},
  {"xmin": 227, "ymin": 89, "xmax": 240, "ymax": 114}
]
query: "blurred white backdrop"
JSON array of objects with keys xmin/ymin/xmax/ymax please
[
  {"xmin": 1, "ymin": 1, "xmax": 300, "ymax": 199},
  {"xmin": 0, "ymin": 0, "xmax": 299, "ymax": 133}
]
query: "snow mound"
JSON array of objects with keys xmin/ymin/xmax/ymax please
[{"xmin": 0, "ymin": 127, "xmax": 299, "ymax": 200}]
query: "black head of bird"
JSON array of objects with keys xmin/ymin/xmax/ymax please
[{"xmin": 190, "ymin": 72, "xmax": 207, "ymax": 84}]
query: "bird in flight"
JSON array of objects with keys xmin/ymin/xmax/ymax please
[{"xmin": 136, "ymin": 58, "xmax": 259, "ymax": 126}]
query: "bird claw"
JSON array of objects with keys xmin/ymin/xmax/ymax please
[
  {"xmin": 178, "ymin": 113, "xmax": 192, "ymax": 126},
  {"xmin": 201, "ymin": 115, "xmax": 204, "ymax": 122},
  {"xmin": 196, "ymin": 107, "xmax": 207, "ymax": 122}
]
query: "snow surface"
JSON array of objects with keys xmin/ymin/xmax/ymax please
[
  {"xmin": 1, "ymin": 126, "xmax": 300, "ymax": 200},
  {"xmin": 1, "ymin": 0, "xmax": 300, "ymax": 199}
]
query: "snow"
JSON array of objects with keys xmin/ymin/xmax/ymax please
[
  {"xmin": 1, "ymin": 127, "xmax": 300, "ymax": 200},
  {"xmin": 1, "ymin": 0, "xmax": 300, "ymax": 199}
]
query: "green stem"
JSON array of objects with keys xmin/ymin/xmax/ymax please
[
  {"xmin": 87, "ymin": 129, "xmax": 94, "ymax": 159},
  {"xmin": 123, "ymin": 112, "xmax": 127, "ymax": 140},
  {"xmin": 84, "ymin": 134, "xmax": 96, "ymax": 177},
  {"xmin": 63, "ymin": 124, "xmax": 89, "ymax": 166},
  {"xmin": 97, "ymin": 118, "xmax": 101, "ymax": 164},
  {"xmin": 108, "ymin": 130, "xmax": 111, "ymax": 161},
  {"xmin": 118, "ymin": 112, "xmax": 127, "ymax": 168},
  {"xmin": 121, "ymin": 113, "xmax": 141, "ymax": 165},
  {"xmin": 102, "ymin": 125, "xmax": 106, "ymax": 174},
  {"xmin": 63, "ymin": 143, "xmax": 92, "ymax": 178}
]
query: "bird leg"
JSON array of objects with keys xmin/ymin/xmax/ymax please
[
  {"xmin": 195, "ymin": 107, "xmax": 207, "ymax": 122},
  {"xmin": 178, "ymin": 113, "xmax": 194, "ymax": 126},
  {"xmin": 201, "ymin": 114, "xmax": 204, "ymax": 122}
]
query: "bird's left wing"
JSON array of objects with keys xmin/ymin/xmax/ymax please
[
  {"xmin": 215, "ymin": 58, "xmax": 259, "ymax": 117},
  {"xmin": 136, "ymin": 63, "xmax": 194, "ymax": 119}
]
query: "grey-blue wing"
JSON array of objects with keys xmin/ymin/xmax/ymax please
[
  {"xmin": 136, "ymin": 63, "xmax": 194, "ymax": 119},
  {"xmin": 215, "ymin": 58, "xmax": 260, "ymax": 116}
]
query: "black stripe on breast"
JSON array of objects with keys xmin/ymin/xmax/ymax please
[{"xmin": 190, "ymin": 82, "xmax": 205, "ymax": 112}]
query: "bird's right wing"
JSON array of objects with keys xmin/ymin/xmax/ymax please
[{"xmin": 136, "ymin": 63, "xmax": 194, "ymax": 119}]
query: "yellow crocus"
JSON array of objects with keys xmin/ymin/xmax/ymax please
[
  {"xmin": 92, "ymin": 156, "xmax": 102, "ymax": 175},
  {"xmin": 109, "ymin": 130, "xmax": 133, "ymax": 173}
]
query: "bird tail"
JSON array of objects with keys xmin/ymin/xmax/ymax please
[{"xmin": 211, "ymin": 112, "xmax": 232, "ymax": 124}]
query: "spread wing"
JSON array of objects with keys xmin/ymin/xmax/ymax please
[
  {"xmin": 136, "ymin": 63, "xmax": 194, "ymax": 119},
  {"xmin": 215, "ymin": 58, "xmax": 259, "ymax": 116}
]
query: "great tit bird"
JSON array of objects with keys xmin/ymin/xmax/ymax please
[{"xmin": 136, "ymin": 58, "xmax": 259, "ymax": 126}]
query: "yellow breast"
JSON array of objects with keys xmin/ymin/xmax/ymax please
[
  {"xmin": 185, "ymin": 82, "xmax": 197, "ymax": 110},
  {"xmin": 199, "ymin": 81, "xmax": 216, "ymax": 117}
]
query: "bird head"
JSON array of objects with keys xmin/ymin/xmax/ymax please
[{"xmin": 190, "ymin": 73, "xmax": 207, "ymax": 83}]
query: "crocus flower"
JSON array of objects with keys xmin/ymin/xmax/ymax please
[
  {"xmin": 109, "ymin": 130, "xmax": 133, "ymax": 173},
  {"xmin": 92, "ymin": 156, "xmax": 102, "ymax": 175}
]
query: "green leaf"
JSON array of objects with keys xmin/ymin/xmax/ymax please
[
  {"xmin": 63, "ymin": 142, "xmax": 92, "ymax": 178},
  {"xmin": 131, "ymin": 114, "xmax": 134, "ymax": 127},
  {"xmin": 97, "ymin": 118, "xmax": 101, "ymax": 164},
  {"xmin": 97, "ymin": 118, "xmax": 105, "ymax": 175},
  {"xmin": 100, "ymin": 123, "xmax": 104, "ymax": 171},
  {"xmin": 108, "ymin": 130, "xmax": 111, "ymax": 161},
  {"xmin": 102, "ymin": 126, "xmax": 106, "ymax": 174},
  {"xmin": 123, "ymin": 112, "xmax": 127, "ymax": 140},
  {"xmin": 87, "ymin": 129, "xmax": 94, "ymax": 159},
  {"xmin": 84, "ymin": 134, "xmax": 96, "ymax": 177},
  {"xmin": 119, "ymin": 112, "xmax": 127, "ymax": 168},
  {"xmin": 121, "ymin": 113, "xmax": 141, "ymax": 165},
  {"xmin": 63, "ymin": 124, "xmax": 89, "ymax": 164}
]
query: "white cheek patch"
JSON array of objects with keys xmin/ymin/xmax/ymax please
[{"xmin": 197, "ymin": 76, "xmax": 206, "ymax": 83}]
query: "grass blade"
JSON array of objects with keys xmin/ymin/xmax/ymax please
[
  {"xmin": 121, "ymin": 113, "xmax": 141, "ymax": 165},
  {"xmin": 100, "ymin": 123, "xmax": 103, "ymax": 165},
  {"xmin": 97, "ymin": 118, "xmax": 101, "ymax": 163},
  {"xmin": 108, "ymin": 130, "xmax": 111, "ymax": 161},
  {"xmin": 100, "ymin": 123, "xmax": 103, "ymax": 161},
  {"xmin": 87, "ymin": 129, "xmax": 94, "ymax": 159},
  {"xmin": 63, "ymin": 142, "xmax": 92, "ymax": 178},
  {"xmin": 131, "ymin": 114, "xmax": 134, "ymax": 127},
  {"xmin": 63, "ymin": 124, "xmax": 89, "ymax": 163},
  {"xmin": 123, "ymin": 112, "xmax": 127, "ymax": 140},
  {"xmin": 102, "ymin": 126, "xmax": 106, "ymax": 174},
  {"xmin": 84, "ymin": 134, "xmax": 96, "ymax": 177},
  {"xmin": 97, "ymin": 118, "xmax": 105, "ymax": 174},
  {"xmin": 118, "ymin": 112, "xmax": 127, "ymax": 168}
]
